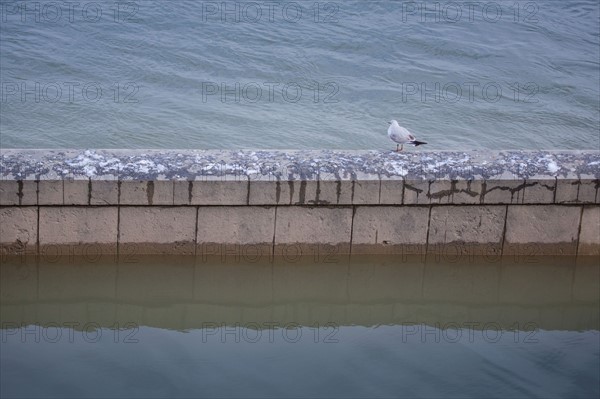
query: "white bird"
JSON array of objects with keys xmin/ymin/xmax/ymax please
[{"xmin": 387, "ymin": 120, "xmax": 427, "ymax": 152}]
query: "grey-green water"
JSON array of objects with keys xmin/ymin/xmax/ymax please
[
  {"xmin": 1, "ymin": 254, "xmax": 598, "ymax": 398},
  {"xmin": 1, "ymin": 1, "xmax": 599, "ymax": 150}
]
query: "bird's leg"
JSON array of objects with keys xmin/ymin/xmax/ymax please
[
  {"xmin": 399, "ymin": 144, "xmax": 403, "ymax": 152},
  {"xmin": 396, "ymin": 144, "xmax": 399, "ymax": 152}
]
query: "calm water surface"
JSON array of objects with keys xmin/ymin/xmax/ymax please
[
  {"xmin": 0, "ymin": 1, "xmax": 599, "ymax": 150},
  {"xmin": 1, "ymin": 255, "xmax": 598, "ymax": 398}
]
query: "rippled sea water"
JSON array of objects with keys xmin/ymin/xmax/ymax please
[{"xmin": 0, "ymin": 1, "xmax": 599, "ymax": 150}]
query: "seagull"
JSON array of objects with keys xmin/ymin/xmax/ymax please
[{"xmin": 387, "ymin": 120, "xmax": 427, "ymax": 152}]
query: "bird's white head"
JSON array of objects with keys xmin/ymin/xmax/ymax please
[{"xmin": 388, "ymin": 120, "xmax": 399, "ymax": 126}]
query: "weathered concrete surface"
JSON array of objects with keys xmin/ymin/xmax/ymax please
[
  {"xmin": 578, "ymin": 206, "xmax": 600, "ymax": 255},
  {"xmin": 197, "ymin": 206, "xmax": 275, "ymax": 250},
  {"xmin": 1, "ymin": 150, "xmax": 599, "ymax": 256},
  {"xmin": 118, "ymin": 207, "xmax": 196, "ymax": 254},
  {"xmin": 38, "ymin": 180, "xmax": 63, "ymax": 205},
  {"xmin": 428, "ymin": 180, "xmax": 484, "ymax": 204},
  {"xmin": 0, "ymin": 207, "xmax": 37, "ymax": 254},
  {"xmin": 0, "ymin": 179, "xmax": 36, "ymax": 205},
  {"xmin": 1, "ymin": 150, "xmax": 598, "ymax": 207},
  {"xmin": 120, "ymin": 180, "xmax": 173, "ymax": 205},
  {"xmin": 379, "ymin": 177, "xmax": 404, "ymax": 205},
  {"xmin": 481, "ymin": 180, "xmax": 526, "ymax": 204},
  {"xmin": 351, "ymin": 206, "xmax": 429, "ymax": 254},
  {"xmin": 556, "ymin": 179, "xmax": 599, "ymax": 204},
  {"xmin": 39, "ymin": 207, "xmax": 118, "ymax": 251},
  {"xmin": 90, "ymin": 180, "xmax": 118, "ymax": 205},
  {"xmin": 2, "ymin": 149, "xmax": 598, "ymax": 182},
  {"xmin": 173, "ymin": 179, "xmax": 248, "ymax": 205},
  {"xmin": 64, "ymin": 179, "xmax": 89, "ymax": 205},
  {"xmin": 428, "ymin": 206, "xmax": 505, "ymax": 255},
  {"xmin": 274, "ymin": 207, "xmax": 353, "ymax": 254},
  {"xmin": 189, "ymin": 180, "xmax": 249, "ymax": 205},
  {"xmin": 504, "ymin": 205, "xmax": 581, "ymax": 255}
]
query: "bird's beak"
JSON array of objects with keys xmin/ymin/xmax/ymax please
[{"xmin": 387, "ymin": 122, "xmax": 391, "ymax": 125}]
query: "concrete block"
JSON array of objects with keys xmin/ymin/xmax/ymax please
[
  {"xmin": 196, "ymin": 206, "xmax": 275, "ymax": 245},
  {"xmin": 0, "ymin": 180, "xmax": 37, "ymax": 205},
  {"xmin": 194, "ymin": 179, "xmax": 248, "ymax": 205},
  {"xmin": 0, "ymin": 207, "xmax": 38, "ymax": 253},
  {"xmin": 428, "ymin": 180, "xmax": 482, "ymax": 204},
  {"xmin": 38, "ymin": 180, "xmax": 63, "ymax": 205},
  {"xmin": 318, "ymin": 180, "xmax": 354, "ymax": 205},
  {"xmin": 274, "ymin": 207, "xmax": 352, "ymax": 253},
  {"xmin": 64, "ymin": 179, "xmax": 89, "ymax": 205},
  {"xmin": 90, "ymin": 180, "xmax": 118, "ymax": 205},
  {"xmin": 20, "ymin": 180, "xmax": 37, "ymax": 205},
  {"xmin": 578, "ymin": 206, "xmax": 600, "ymax": 255},
  {"xmin": 580, "ymin": 180, "xmax": 599, "ymax": 204},
  {"xmin": 555, "ymin": 179, "xmax": 580, "ymax": 203},
  {"xmin": 0, "ymin": 180, "xmax": 18, "ymax": 205},
  {"xmin": 119, "ymin": 207, "xmax": 196, "ymax": 254},
  {"xmin": 428, "ymin": 205, "xmax": 505, "ymax": 255},
  {"xmin": 39, "ymin": 207, "xmax": 118, "ymax": 250},
  {"xmin": 248, "ymin": 180, "xmax": 278, "ymax": 205},
  {"xmin": 522, "ymin": 179, "xmax": 556, "ymax": 204},
  {"xmin": 482, "ymin": 180, "xmax": 526, "ymax": 204},
  {"xmin": 351, "ymin": 206, "xmax": 429, "ymax": 254},
  {"xmin": 352, "ymin": 180, "xmax": 380, "ymax": 205},
  {"xmin": 173, "ymin": 181, "xmax": 192, "ymax": 205},
  {"xmin": 379, "ymin": 177, "xmax": 403, "ymax": 205},
  {"xmin": 565, "ymin": 180, "xmax": 600, "ymax": 204},
  {"xmin": 249, "ymin": 180, "xmax": 347, "ymax": 205},
  {"xmin": 120, "ymin": 180, "xmax": 173, "ymax": 205},
  {"xmin": 403, "ymin": 179, "xmax": 430, "ymax": 204},
  {"xmin": 249, "ymin": 180, "xmax": 361, "ymax": 206},
  {"xmin": 504, "ymin": 205, "xmax": 581, "ymax": 255}
]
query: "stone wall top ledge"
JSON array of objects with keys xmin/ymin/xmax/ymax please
[{"xmin": 1, "ymin": 149, "xmax": 598, "ymax": 182}]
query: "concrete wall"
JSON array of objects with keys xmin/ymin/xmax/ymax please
[{"xmin": 1, "ymin": 149, "xmax": 599, "ymax": 257}]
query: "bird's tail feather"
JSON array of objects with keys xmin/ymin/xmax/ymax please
[{"xmin": 411, "ymin": 140, "xmax": 427, "ymax": 146}]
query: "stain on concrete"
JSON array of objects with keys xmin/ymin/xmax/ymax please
[{"xmin": 147, "ymin": 181, "xmax": 154, "ymax": 205}]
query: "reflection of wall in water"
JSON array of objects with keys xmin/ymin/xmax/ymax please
[{"xmin": 1, "ymin": 255, "xmax": 598, "ymax": 331}]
